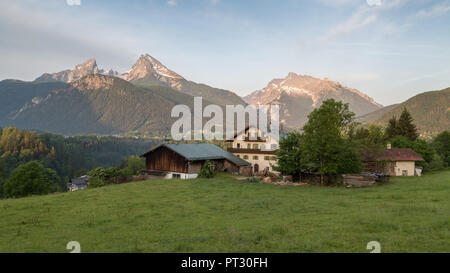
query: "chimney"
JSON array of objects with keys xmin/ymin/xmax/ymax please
[{"xmin": 387, "ymin": 143, "xmax": 391, "ymax": 150}]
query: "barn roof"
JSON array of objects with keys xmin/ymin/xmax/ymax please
[
  {"xmin": 142, "ymin": 143, "xmax": 251, "ymax": 166},
  {"xmin": 362, "ymin": 148, "xmax": 424, "ymax": 162}
]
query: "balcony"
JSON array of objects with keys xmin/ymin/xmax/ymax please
[
  {"xmin": 242, "ymin": 137, "xmax": 267, "ymax": 142},
  {"xmin": 227, "ymin": 147, "xmax": 277, "ymax": 155}
]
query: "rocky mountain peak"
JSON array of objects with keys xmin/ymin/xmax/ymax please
[
  {"xmin": 244, "ymin": 73, "xmax": 382, "ymax": 129},
  {"xmin": 74, "ymin": 58, "xmax": 98, "ymax": 74},
  {"xmin": 125, "ymin": 54, "xmax": 184, "ymax": 82},
  {"xmin": 71, "ymin": 58, "xmax": 99, "ymax": 79},
  {"xmin": 35, "ymin": 58, "xmax": 118, "ymax": 83}
]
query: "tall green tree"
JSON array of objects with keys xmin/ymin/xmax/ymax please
[
  {"xmin": 397, "ymin": 108, "xmax": 419, "ymax": 140},
  {"xmin": 432, "ymin": 131, "xmax": 450, "ymax": 166},
  {"xmin": 385, "ymin": 116, "xmax": 399, "ymax": 139},
  {"xmin": 301, "ymin": 99, "xmax": 357, "ymax": 184},
  {"xmin": 337, "ymin": 144, "xmax": 363, "ymax": 174},
  {"xmin": 273, "ymin": 131, "xmax": 303, "ymax": 181},
  {"xmin": 351, "ymin": 124, "xmax": 385, "ymax": 147},
  {"xmin": 4, "ymin": 161, "xmax": 60, "ymax": 198}
]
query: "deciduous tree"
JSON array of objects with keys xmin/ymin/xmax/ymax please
[
  {"xmin": 4, "ymin": 161, "xmax": 59, "ymax": 198},
  {"xmin": 301, "ymin": 99, "xmax": 357, "ymax": 184},
  {"xmin": 273, "ymin": 131, "xmax": 303, "ymax": 181}
]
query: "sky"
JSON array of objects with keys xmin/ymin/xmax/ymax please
[{"xmin": 0, "ymin": 0, "xmax": 449, "ymax": 105}]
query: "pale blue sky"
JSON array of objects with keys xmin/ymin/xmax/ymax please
[{"xmin": 1, "ymin": 0, "xmax": 449, "ymax": 105}]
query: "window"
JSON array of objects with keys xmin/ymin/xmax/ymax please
[
  {"xmin": 264, "ymin": 156, "xmax": 270, "ymax": 160},
  {"xmin": 172, "ymin": 173, "xmax": 181, "ymax": 179},
  {"xmin": 402, "ymin": 170, "xmax": 408, "ymax": 176},
  {"xmin": 237, "ymin": 143, "xmax": 240, "ymax": 148},
  {"xmin": 253, "ymin": 156, "xmax": 258, "ymax": 160},
  {"xmin": 271, "ymin": 144, "xmax": 278, "ymax": 150},
  {"xmin": 253, "ymin": 144, "xmax": 259, "ymax": 149},
  {"xmin": 271, "ymin": 156, "xmax": 277, "ymax": 160},
  {"xmin": 247, "ymin": 144, "xmax": 252, "ymax": 148},
  {"xmin": 243, "ymin": 155, "xmax": 249, "ymax": 159},
  {"xmin": 236, "ymin": 155, "xmax": 240, "ymax": 158}
]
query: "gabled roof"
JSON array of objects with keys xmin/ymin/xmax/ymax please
[
  {"xmin": 376, "ymin": 148, "xmax": 424, "ymax": 161},
  {"xmin": 70, "ymin": 178, "xmax": 89, "ymax": 186},
  {"xmin": 142, "ymin": 143, "xmax": 251, "ymax": 166},
  {"xmin": 363, "ymin": 148, "xmax": 424, "ymax": 162}
]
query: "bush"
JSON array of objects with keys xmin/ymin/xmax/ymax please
[
  {"xmin": 0, "ymin": 158, "xmax": 7, "ymax": 198},
  {"xmin": 118, "ymin": 156, "xmax": 145, "ymax": 179},
  {"xmin": 86, "ymin": 156, "xmax": 146, "ymax": 187},
  {"xmin": 88, "ymin": 176, "xmax": 108, "ymax": 188},
  {"xmin": 4, "ymin": 161, "xmax": 59, "ymax": 198},
  {"xmin": 420, "ymin": 154, "xmax": 445, "ymax": 172},
  {"xmin": 198, "ymin": 160, "xmax": 215, "ymax": 178},
  {"xmin": 88, "ymin": 167, "xmax": 109, "ymax": 180},
  {"xmin": 87, "ymin": 167, "xmax": 118, "ymax": 187},
  {"xmin": 432, "ymin": 131, "xmax": 450, "ymax": 167}
]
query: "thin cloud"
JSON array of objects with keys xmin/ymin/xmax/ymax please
[
  {"xmin": 323, "ymin": 7, "xmax": 377, "ymax": 40},
  {"xmin": 321, "ymin": 0, "xmax": 408, "ymax": 40},
  {"xmin": 167, "ymin": 0, "xmax": 177, "ymax": 7},
  {"xmin": 416, "ymin": 2, "xmax": 450, "ymax": 18}
]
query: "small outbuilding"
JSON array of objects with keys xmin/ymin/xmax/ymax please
[
  {"xmin": 68, "ymin": 175, "xmax": 90, "ymax": 191},
  {"xmin": 141, "ymin": 143, "xmax": 252, "ymax": 179},
  {"xmin": 362, "ymin": 146, "xmax": 424, "ymax": 176}
]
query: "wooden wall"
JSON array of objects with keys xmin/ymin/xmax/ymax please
[
  {"xmin": 145, "ymin": 146, "xmax": 251, "ymax": 176},
  {"xmin": 145, "ymin": 146, "xmax": 188, "ymax": 173}
]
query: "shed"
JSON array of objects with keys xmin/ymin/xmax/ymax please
[
  {"xmin": 141, "ymin": 143, "xmax": 252, "ymax": 179},
  {"xmin": 362, "ymin": 147, "xmax": 424, "ymax": 176}
]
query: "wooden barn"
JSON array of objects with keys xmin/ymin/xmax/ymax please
[{"xmin": 141, "ymin": 143, "xmax": 252, "ymax": 179}]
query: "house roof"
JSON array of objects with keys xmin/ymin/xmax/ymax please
[
  {"xmin": 227, "ymin": 125, "xmax": 285, "ymax": 142},
  {"xmin": 70, "ymin": 178, "xmax": 88, "ymax": 186},
  {"xmin": 363, "ymin": 148, "xmax": 425, "ymax": 162},
  {"xmin": 142, "ymin": 143, "xmax": 251, "ymax": 166}
]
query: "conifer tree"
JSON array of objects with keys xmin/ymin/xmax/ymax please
[
  {"xmin": 398, "ymin": 108, "xmax": 419, "ymax": 141},
  {"xmin": 385, "ymin": 116, "xmax": 399, "ymax": 139}
]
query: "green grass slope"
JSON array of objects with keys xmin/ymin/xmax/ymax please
[{"xmin": 0, "ymin": 170, "xmax": 449, "ymax": 253}]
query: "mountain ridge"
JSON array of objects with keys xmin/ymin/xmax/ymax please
[
  {"xmin": 359, "ymin": 87, "xmax": 450, "ymax": 136},
  {"xmin": 8, "ymin": 74, "xmax": 176, "ymax": 134},
  {"xmin": 244, "ymin": 72, "xmax": 382, "ymax": 128},
  {"xmin": 34, "ymin": 54, "xmax": 246, "ymax": 107}
]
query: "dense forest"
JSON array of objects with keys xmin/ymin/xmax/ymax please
[{"xmin": 0, "ymin": 127, "xmax": 160, "ymax": 196}]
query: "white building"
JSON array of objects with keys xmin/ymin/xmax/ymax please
[{"xmin": 226, "ymin": 126, "xmax": 279, "ymax": 174}]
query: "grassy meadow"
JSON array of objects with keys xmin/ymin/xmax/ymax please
[{"xmin": 0, "ymin": 170, "xmax": 449, "ymax": 253}]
